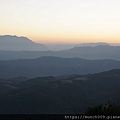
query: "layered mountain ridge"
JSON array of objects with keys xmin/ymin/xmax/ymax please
[
  {"xmin": 0, "ymin": 56, "xmax": 120, "ymax": 78},
  {"xmin": 0, "ymin": 69, "xmax": 120, "ymax": 114}
]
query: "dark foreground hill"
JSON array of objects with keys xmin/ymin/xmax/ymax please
[
  {"xmin": 1, "ymin": 56, "xmax": 120, "ymax": 78},
  {"xmin": 0, "ymin": 69, "xmax": 120, "ymax": 114}
]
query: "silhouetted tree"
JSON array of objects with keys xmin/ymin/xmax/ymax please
[{"xmin": 85, "ymin": 102, "xmax": 120, "ymax": 115}]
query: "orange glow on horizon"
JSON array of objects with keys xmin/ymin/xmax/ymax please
[
  {"xmin": 0, "ymin": 0, "xmax": 120, "ymax": 44},
  {"xmin": 29, "ymin": 32, "xmax": 120, "ymax": 44}
]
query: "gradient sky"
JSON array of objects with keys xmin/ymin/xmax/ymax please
[{"xmin": 0, "ymin": 0, "xmax": 120, "ymax": 44}]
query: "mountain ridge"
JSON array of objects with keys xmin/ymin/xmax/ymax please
[
  {"xmin": 0, "ymin": 35, "xmax": 48, "ymax": 51},
  {"xmin": 1, "ymin": 44, "xmax": 120, "ymax": 60},
  {"xmin": 0, "ymin": 69, "xmax": 120, "ymax": 114},
  {"xmin": 0, "ymin": 56, "xmax": 120, "ymax": 78}
]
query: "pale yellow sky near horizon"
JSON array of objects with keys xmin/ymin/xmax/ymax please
[{"xmin": 0, "ymin": 0, "xmax": 120, "ymax": 44}]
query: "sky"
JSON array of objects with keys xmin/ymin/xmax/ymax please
[{"xmin": 0, "ymin": 0, "xmax": 120, "ymax": 44}]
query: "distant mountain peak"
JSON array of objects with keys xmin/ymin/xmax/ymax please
[
  {"xmin": 76, "ymin": 42, "xmax": 110, "ymax": 47},
  {"xmin": 0, "ymin": 35, "xmax": 48, "ymax": 51}
]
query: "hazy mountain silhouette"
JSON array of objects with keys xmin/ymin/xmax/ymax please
[
  {"xmin": 75, "ymin": 42, "xmax": 110, "ymax": 47},
  {"xmin": 45, "ymin": 42, "xmax": 110, "ymax": 51},
  {"xmin": 1, "ymin": 44, "xmax": 120, "ymax": 60},
  {"xmin": 45, "ymin": 44, "xmax": 75, "ymax": 51},
  {"xmin": 0, "ymin": 35, "xmax": 48, "ymax": 51},
  {"xmin": 0, "ymin": 69, "xmax": 120, "ymax": 114},
  {"xmin": 62, "ymin": 45, "xmax": 120, "ymax": 60},
  {"xmin": 0, "ymin": 56, "xmax": 120, "ymax": 78}
]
